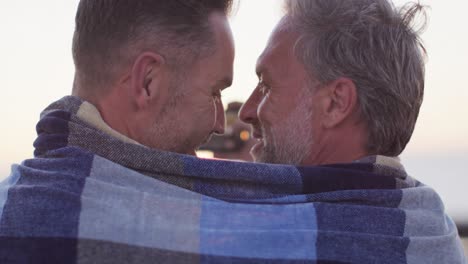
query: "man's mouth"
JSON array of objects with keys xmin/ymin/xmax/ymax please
[
  {"xmin": 251, "ymin": 126, "xmax": 263, "ymax": 140},
  {"xmin": 250, "ymin": 128, "xmax": 264, "ymax": 151},
  {"xmin": 202, "ymin": 132, "xmax": 214, "ymax": 146}
]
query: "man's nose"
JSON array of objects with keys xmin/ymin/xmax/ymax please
[
  {"xmin": 239, "ymin": 91, "xmax": 260, "ymax": 125},
  {"xmin": 213, "ymin": 101, "xmax": 225, "ymax": 135}
]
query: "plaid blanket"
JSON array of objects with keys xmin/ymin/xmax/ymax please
[{"xmin": 0, "ymin": 96, "xmax": 466, "ymax": 263}]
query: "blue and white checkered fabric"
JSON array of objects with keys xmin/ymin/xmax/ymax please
[{"xmin": 0, "ymin": 96, "xmax": 466, "ymax": 263}]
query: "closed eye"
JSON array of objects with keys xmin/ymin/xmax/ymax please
[{"xmin": 257, "ymin": 77, "xmax": 270, "ymax": 96}]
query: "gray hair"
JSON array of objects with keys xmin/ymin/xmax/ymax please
[{"xmin": 285, "ymin": 0, "xmax": 427, "ymax": 156}]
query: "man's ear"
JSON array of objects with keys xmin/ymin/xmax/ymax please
[
  {"xmin": 321, "ymin": 77, "xmax": 358, "ymax": 129},
  {"xmin": 130, "ymin": 52, "xmax": 169, "ymax": 110}
]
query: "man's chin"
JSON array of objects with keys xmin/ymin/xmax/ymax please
[
  {"xmin": 250, "ymin": 140, "xmax": 268, "ymax": 163},
  {"xmin": 183, "ymin": 134, "xmax": 214, "ymax": 156}
]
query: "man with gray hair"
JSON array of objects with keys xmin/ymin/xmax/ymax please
[
  {"xmin": 240, "ymin": 0, "xmax": 425, "ymax": 165},
  {"xmin": 240, "ymin": 0, "xmax": 467, "ymax": 262}
]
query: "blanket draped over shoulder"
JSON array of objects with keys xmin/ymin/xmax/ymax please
[{"xmin": 0, "ymin": 96, "xmax": 466, "ymax": 263}]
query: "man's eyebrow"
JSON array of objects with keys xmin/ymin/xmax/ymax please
[
  {"xmin": 255, "ymin": 54, "xmax": 267, "ymax": 78},
  {"xmin": 256, "ymin": 66, "xmax": 269, "ymax": 80},
  {"xmin": 255, "ymin": 65, "xmax": 262, "ymax": 78}
]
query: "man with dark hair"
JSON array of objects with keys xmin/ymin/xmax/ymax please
[
  {"xmin": 239, "ymin": 0, "xmax": 466, "ymax": 262},
  {"xmin": 0, "ymin": 0, "xmax": 237, "ymax": 262},
  {"xmin": 71, "ymin": 0, "xmax": 234, "ymax": 155}
]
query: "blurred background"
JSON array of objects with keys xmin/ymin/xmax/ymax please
[{"xmin": 0, "ymin": 0, "xmax": 466, "ymax": 253}]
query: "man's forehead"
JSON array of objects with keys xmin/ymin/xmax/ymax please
[{"xmin": 256, "ymin": 26, "xmax": 298, "ymax": 76}]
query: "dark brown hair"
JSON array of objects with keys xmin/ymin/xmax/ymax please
[{"xmin": 72, "ymin": 0, "xmax": 233, "ymax": 93}]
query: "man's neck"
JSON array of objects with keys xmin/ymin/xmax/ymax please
[{"xmin": 301, "ymin": 125, "xmax": 369, "ymax": 166}]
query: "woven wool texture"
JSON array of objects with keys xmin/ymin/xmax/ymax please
[{"xmin": 0, "ymin": 96, "xmax": 466, "ymax": 263}]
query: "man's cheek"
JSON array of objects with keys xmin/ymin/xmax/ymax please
[{"xmin": 257, "ymin": 98, "xmax": 269, "ymax": 124}]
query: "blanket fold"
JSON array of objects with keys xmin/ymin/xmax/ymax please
[{"xmin": 1, "ymin": 96, "xmax": 466, "ymax": 263}]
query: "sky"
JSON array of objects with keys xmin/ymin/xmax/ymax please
[{"xmin": 0, "ymin": 1, "xmax": 467, "ymax": 221}]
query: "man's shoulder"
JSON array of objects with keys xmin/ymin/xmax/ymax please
[
  {"xmin": 23, "ymin": 146, "xmax": 95, "ymax": 179},
  {"xmin": 0, "ymin": 147, "xmax": 95, "ymax": 220}
]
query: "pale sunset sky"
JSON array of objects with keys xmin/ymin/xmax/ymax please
[{"xmin": 0, "ymin": 1, "xmax": 467, "ymax": 221}]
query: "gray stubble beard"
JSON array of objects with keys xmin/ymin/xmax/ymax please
[{"xmin": 255, "ymin": 97, "xmax": 314, "ymax": 166}]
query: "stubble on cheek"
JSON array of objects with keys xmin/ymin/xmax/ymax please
[
  {"xmin": 255, "ymin": 107, "xmax": 314, "ymax": 165},
  {"xmin": 251, "ymin": 125, "xmax": 276, "ymax": 163}
]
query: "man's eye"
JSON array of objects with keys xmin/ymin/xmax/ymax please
[
  {"xmin": 258, "ymin": 81, "xmax": 270, "ymax": 95},
  {"xmin": 256, "ymin": 75, "xmax": 270, "ymax": 96}
]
